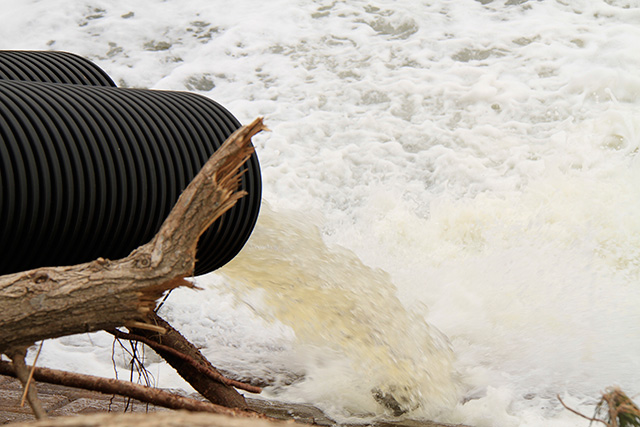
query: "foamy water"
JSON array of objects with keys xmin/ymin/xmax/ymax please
[{"xmin": 2, "ymin": 0, "xmax": 640, "ymax": 425}]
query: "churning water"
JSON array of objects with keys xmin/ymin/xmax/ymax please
[
  {"xmin": 220, "ymin": 204, "xmax": 460, "ymax": 419},
  {"xmin": 2, "ymin": 0, "xmax": 640, "ymax": 425}
]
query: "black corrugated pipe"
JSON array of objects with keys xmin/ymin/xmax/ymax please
[
  {"xmin": 0, "ymin": 50, "xmax": 117, "ymax": 87},
  {"xmin": 0, "ymin": 79, "xmax": 261, "ymax": 276}
]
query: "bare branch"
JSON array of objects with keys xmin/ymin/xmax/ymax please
[
  {"xmin": 106, "ymin": 329, "xmax": 262, "ymax": 394},
  {"xmin": 0, "ymin": 360, "xmax": 260, "ymax": 417},
  {"xmin": 557, "ymin": 394, "xmax": 609, "ymax": 426},
  {"xmin": 128, "ymin": 312, "xmax": 252, "ymax": 409}
]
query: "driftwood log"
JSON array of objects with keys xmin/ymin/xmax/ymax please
[{"xmin": 0, "ymin": 117, "xmax": 268, "ymax": 414}]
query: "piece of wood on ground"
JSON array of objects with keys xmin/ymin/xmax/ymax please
[{"xmin": 0, "ymin": 360, "xmax": 263, "ymax": 418}]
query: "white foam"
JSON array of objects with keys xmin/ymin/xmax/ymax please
[{"xmin": 4, "ymin": 0, "xmax": 640, "ymax": 425}]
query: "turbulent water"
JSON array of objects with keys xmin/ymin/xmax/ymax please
[{"xmin": 3, "ymin": 0, "xmax": 640, "ymax": 425}]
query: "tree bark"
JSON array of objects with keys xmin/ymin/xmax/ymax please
[{"xmin": 0, "ymin": 117, "xmax": 267, "ymax": 354}]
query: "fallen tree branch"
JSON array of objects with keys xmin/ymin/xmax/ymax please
[
  {"xmin": 107, "ymin": 328, "xmax": 261, "ymax": 394},
  {"xmin": 0, "ymin": 361, "xmax": 261, "ymax": 417},
  {"xmin": 0, "ymin": 117, "xmax": 267, "ymax": 353}
]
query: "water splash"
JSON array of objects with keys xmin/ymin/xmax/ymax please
[{"xmin": 219, "ymin": 204, "xmax": 460, "ymax": 418}]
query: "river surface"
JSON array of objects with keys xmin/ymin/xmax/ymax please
[{"xmin": 2, "ymin": 1, "xmax": 640, "ymax": 425}]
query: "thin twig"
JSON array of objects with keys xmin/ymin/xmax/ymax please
[
  {"xmin": 155, "ymin": 289, "xmax": 174, "ymax": 313},
  {"xmin": 106, "ymin": 329, "xmax": 261, "ymax": 394},
  {"xmin": 8, "ymin": 347, "xmax": 47, "ymax": 419},
  {"xmin": 557, "ymin": 394, "xmax": 609, "ymax": 426},
  {"xmin": 20, "ymin": 341, "xmax": 44, "ymax": 407}
]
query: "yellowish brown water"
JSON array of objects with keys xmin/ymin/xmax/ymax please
[{"xmin": 220, "ymin": 204, "xmax": 459, "ymax": 417}]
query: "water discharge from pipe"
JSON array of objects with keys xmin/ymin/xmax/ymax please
[{"xmin": 219, "ymin": 204, "xmax": 460, "ymax": 418}]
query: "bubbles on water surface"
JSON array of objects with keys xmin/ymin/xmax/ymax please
[{"xmin": 5, "ymin": 0, "xmax": 640, "ymax": 424}]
